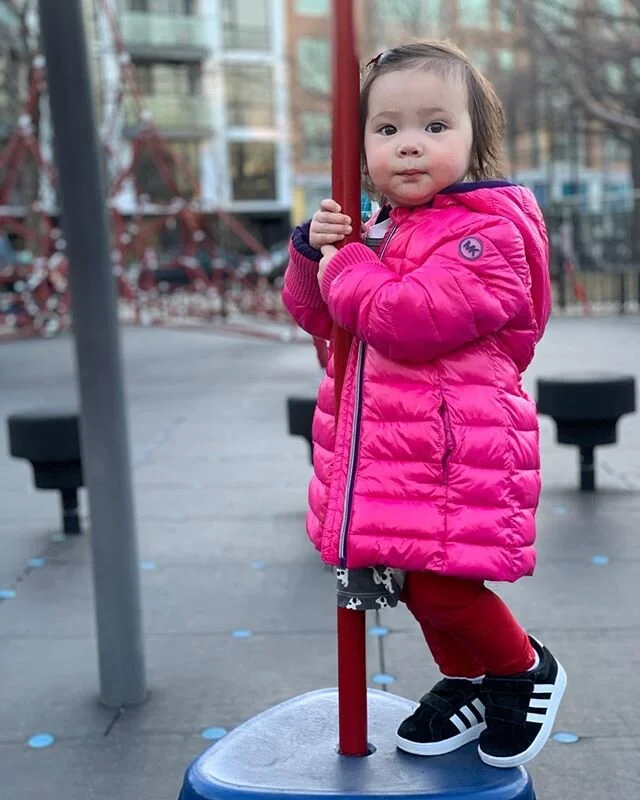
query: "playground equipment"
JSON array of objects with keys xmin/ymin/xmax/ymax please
[
  {"xmin": 180, "ymin": 3, "xmax": 535, "ymax": 799},
  {"xmin": 0, "ymin": 0, "xmax": 289, "ymax": 339},
  {"xmin": 7, "ymin": 410, "xmax": 84, "ymax": 534},
  {"xmin": 537, "ymin": 373, "xmax": 636, "ymax": 491}
]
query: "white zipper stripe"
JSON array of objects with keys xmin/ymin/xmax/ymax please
[
  {"xmin": 526, "ymin": 712, "xmax": 547, "ymax": 724},
  {"xmin": 335, "ymin": 223, "xmax": 397, "ymax": 565},
  {"xmin": 337, "ymin": 341, "xmax": 365, "ymax": 563}
]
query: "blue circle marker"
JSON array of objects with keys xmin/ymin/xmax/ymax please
[
  {"xmin": 0, "ymin": 589, "xmax": 16, "ymax": 599},
  {"xmin": 50, "ymin": 533, "xmax": 66, "ymax": 543},
  {"xmin": 592, "ymin": 555, "xmax": 609, "ymax": 565},
  {"xmin": 368, "ymin": 626, "xmax": 389, "ymax": 638},
  {"xmin": 553, "ymin": 506, "xmax": 568, "ymax": 516},
  {"xmin": 553, "ymin": 731, "xmax": 579, "ymax": 744},
  {"xmin": 27, "ymin": 733, "xmax": 55, "ymax": 749},
  {"xmin": 250, "ymin": 561, "xmax": 266, "ymax": 570},
  {"xmin": 140, "ymin": 561, "xmax": 157, "ymax": 571},
  {"xmin": 193, "ymin": 482, "xmax": 203, "ymax": 490},
  {"xmin": 372, "ymin": 673, "xmax": 396, "ymax": 686},
  {"xmin": 27, "ymin": 557, "xmax": 46, "ymax": 568},
  {"xmin": 202, "ymin": 727, "xmax": 227, "ymax": 741},
  {"xmin": 231, "ymin": 629, "xmax": 253, "ymax": 639}
]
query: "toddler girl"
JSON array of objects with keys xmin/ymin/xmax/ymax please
[{"xmin": 282, "ymin": 41, "xmax": 566, "ymax": 769}]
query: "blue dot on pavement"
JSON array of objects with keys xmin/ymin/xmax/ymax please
[
  {"xmin": 0, "ymin": 589, "xmax": 16, "ymax": 599},
  {"xmin": 592, "ymin": 555, "xmax": 609, "ymax": 565},
  {"xmin": 231, "ymin": 629, "xmax": 253, "ymax": 639},
  {"xmin": 553, "ymin": 731, "xmax": 579, "ymax": 744},
  {"xmin": 27, "ymin": 733, "xmax": 55, "ymax": 749},
  {"xmin": 250, "ymin": 561, "xmax": 266, "ymax": 570},
  {"xmin": 27, "ymin": 558, "xmax": 46, "ymax": 568},
  {"xmin": 372, "ymin": 673, "xmax": 396, "ymax": 686},
  {"xmin": 140, "ymin": 561, "xmax": 157, "ymax": 571},
  {"xmin": 201, "ymin": 727, "xmax": 227, "ymax": 740},
  {"xmin": 50, "ymin": 533, "xmax": 66, "ymax": 543},
  {"xmin": 553, "ymin": 506, "xmax": 568, "ymax": 516},
  {"xmin": 368, "ymin": 626, "xmax": 389, "ymax": 637}
]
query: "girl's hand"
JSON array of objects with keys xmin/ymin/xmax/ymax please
[
  {"xmin": 309, "ymin": 199, "xmax": 352, "ymax": 250},
  {"xmin": 318, "ymin": 245, "xmax": 338, "ymax": 284}
]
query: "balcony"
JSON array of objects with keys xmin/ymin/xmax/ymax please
[
  {"xmin": 119, "ymin": 12, "xmax": 210, "ymax": 61},
  {"xmin": 124, "ymin": 94, "xmax": 212, "ymax": 138}
]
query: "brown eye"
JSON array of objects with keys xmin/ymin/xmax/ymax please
[
  {"xmin": 378, "ymin": 124, "xmax": 397, "ymax": 136},
  {"xmin": 426, "ymin": 122, "xmax": 448, "ymax": 134}
]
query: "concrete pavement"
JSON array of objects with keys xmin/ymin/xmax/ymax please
[{"xmin": 1, "ymin": 317, "xmax": 639, "ymax": 798}]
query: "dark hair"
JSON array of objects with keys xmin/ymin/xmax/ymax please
[{"xmin": 360, "ymin": 41, "xmax": 506, "ymax": 199}]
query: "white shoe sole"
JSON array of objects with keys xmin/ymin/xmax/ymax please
[
  {"xmin": 397, "ymin": 721, "xmax": 486, "ymax": 756},
  {"xmin": 478, "ymin": 661, "xmax": 567, "ymax": 768}
]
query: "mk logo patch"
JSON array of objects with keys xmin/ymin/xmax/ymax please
[{"xmin": 459, "ymin": 236, "xmax": 483, "ymax": 260}]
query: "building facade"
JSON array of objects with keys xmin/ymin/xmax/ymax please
[
  {"xmin": 285, "ymin": 0, "xmax": 632, "ymax": 222},
  {"xmin": 101, "ymin": 0, "xmax": 292, "ymax": 249}
]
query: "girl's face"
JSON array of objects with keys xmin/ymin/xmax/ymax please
[{"xmin": 364, "ymin": 68, "xmax": 473, "ymax": 207}]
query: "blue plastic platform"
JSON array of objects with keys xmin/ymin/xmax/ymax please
[{"xmin": 178, "ymin": 689, "xmax": 535, "ymax": 800}]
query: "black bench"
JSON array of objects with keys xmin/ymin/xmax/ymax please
[
  {"xmin": 7, "ymin": 410, "xmax": 84, "ymax": 533},
  {"xmin": 536, "ymin": 374, "xmax": 636, "ymax": 491},
  {"xmin": 286, "ymin": 397, "xmax": 316, "ymax": 463}
]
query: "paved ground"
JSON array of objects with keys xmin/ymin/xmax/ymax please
[{"xmin": 1, "ymin": 317, "xmax": 639, "ymax": 799}]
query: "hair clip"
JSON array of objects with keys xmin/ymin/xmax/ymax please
[{"xmin": 366, "ymin": 50, "xmax": 387, "ymax": 68}]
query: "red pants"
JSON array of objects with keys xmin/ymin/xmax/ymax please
[{"xmin": 402, "ymin": 571, "xmax": 535, "ymax": 677}]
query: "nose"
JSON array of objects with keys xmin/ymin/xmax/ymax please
[{"xmin": 397, "ymin": 140, "xmax": 423, "ymax": 157}]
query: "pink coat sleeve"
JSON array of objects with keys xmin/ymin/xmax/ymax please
[
  {"xmin": 319, "ymin": 218, "xmax": 534, "ymax": 364},
  {"xmin": 282, "ymin": 239, "xmax": 333, "ymax": 340}
]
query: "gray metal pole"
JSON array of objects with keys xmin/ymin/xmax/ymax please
[{"xmin": 37, "ymin": 0, "xmax": 146, "ymax": 708}]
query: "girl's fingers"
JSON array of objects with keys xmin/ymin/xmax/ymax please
[{"xmin": 320, "ymin": 198, "xmax": 341, "ymax": 213}]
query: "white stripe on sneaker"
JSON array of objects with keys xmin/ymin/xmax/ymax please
[
  {"xmin": 530, "ymin": 697, "xmax": 551, "ymax": 709},
  {"xmin": 526, "ymin": 712, "xmax": 547, "ymax": 724},
  {"xmin": 450, "ymin": 713, "xmax": 467, "ymax": 734},
  {"xmin": 472, "ymin": 698, "xmax": 486, "ymax": 717},
  {"xmin": 459, "ymin": 705, "xmax": 479, "ymax": 726}
]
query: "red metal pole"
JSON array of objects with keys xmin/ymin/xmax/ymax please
[{"xmin": 331, "ymin": 0, "xmax": 368, "ymax": 758}]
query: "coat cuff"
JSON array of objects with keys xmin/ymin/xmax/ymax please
[
  {"xmin": 285, "ymin": 240, "xmax": 325, "ymax": 308},
  {"xmin": 319, "ymin": 242, "xmax": 380, "ymax": 303},
  {"xmin": 292, "ymin": 220, "xmax": 322, "ymax": 263}
]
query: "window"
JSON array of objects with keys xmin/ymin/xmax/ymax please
[
  {"xmin": 229, "ymin": 141, "xmax": 277, "ymax": 200},
  {"xmin": 497, "ymin": 49, "xmax": 514, "ymax": 72},
  {"xmin": 599, "ymin": 0, "xmax": 623, "ymax": 14},
  {"xmin": 127, "ymin": 0, "xmax": 197, "ymax": 12},
  {"xmin": 374, "ymin": 0, "xmax": 441, "ymax": 27},
  {"xmin": 134, "ymin": 142, "xmax": 198, "ymax": 202},
  {"xmin": 468, "ymin": 48, "xmax": 489, "ymax": 72},
  {"xmin": 304, "ymin": 185, "xmax": 331, "ymax": 219},
  {"xmin": 295, "ymin": 0, "xmax": 328, "ymax": 15},
  {"xmin": 134, "ymin": 62, "xmax": 202, "ymax": 96},
  {"xmin": 221, "ymin": 0, "xmax": 270, "ymax": 50},
  {"xmin": 300, "ymin": 112, "xmax": 331, "ymax": 163},
  {"xmin": 458, "ymin": 0, "xmax": 489, "ymax": 29},
  {"xmin": 497, "ymin": 6, "xmax": 512, "ymax": 30},
  {"xmin": 225, "ymin": 65, "xmax": 274, "ymax": 127},
  {"xmin": 297, "ymin": 37, "xmax": 330, "ymax": 95}
]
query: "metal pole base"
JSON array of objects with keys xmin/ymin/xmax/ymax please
[
  {"xmin": 60, "ymin": 487, "xmax": 81, "ymax": 534},
  {"xmin": 579, "ymin": 446, "xmax": 595, "ymax": 492}
]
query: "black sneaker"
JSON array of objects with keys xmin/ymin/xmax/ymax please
[
  {"xmin": 478, "ymin": 636, "xmax": 567, "ymax": 768},
  {"xmin": 396, "ymin": 678, "xmax": 486, "ymax": 756}
]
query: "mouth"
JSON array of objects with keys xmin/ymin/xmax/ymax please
[{"xmin": 398, "ymin": 170, "xmax": 425, "ymax": 177}]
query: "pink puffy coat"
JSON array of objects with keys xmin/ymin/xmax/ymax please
[{"xmin": 282, "ymin": 182, "xmax": 551, "ymax": 582}]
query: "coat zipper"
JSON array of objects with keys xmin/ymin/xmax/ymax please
[
  {"xmin": 337, "ymin": 222, "xmax": 397, "ymax": 566},
  {"xmin": 439, "ymin": 398, "xmax": 455, "ymax": 478}
]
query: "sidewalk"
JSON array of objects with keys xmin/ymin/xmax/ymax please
[{"xmin": 0, "ymin": 317, "xmax": 639, "ymax": 799}]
